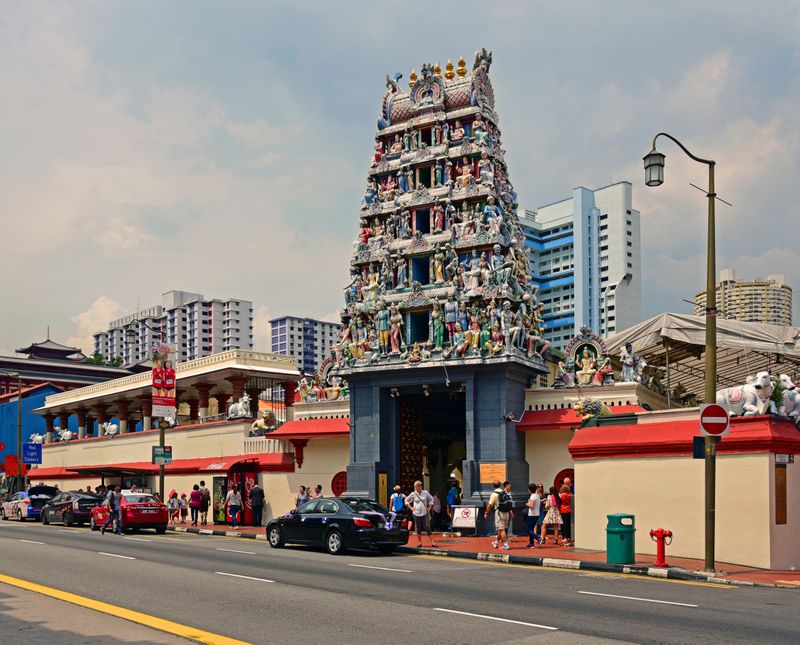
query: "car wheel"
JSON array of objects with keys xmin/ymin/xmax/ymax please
[
  {"xmin": 42, "ymin": 512, "xmax": 50, "ymax": 525},
  {"xmin": 64, "ymin": 512, "xmax": 73, "ymax": 527},
  {"xmin": 89, "ymin": 516, "xmax": 97, "ymax": 531},
  {"xmin": 268, "ymin": 526, "xmax": 284, "ymax": 548},
  {"xmin": 155, "ymin": 525, "xmax": 167, "ymax": 534},
  {"xmin": 325, "ymin": 530, "xmax": 345, "ymax": 555},
  {"xmin": 16, "ymin": 508, "xmax": 24, "ymax": 522}
]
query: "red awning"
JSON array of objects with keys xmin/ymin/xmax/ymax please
[
  {"xmin": 267, "ymin": 417, "xmax": 350, "ymax": 440},
  {"xmin": 517, "ymin": 405, "xmax": 645, "ymax": 431}
]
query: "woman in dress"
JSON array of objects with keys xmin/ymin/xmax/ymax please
[
  {"xmin": 559, "ymin": 483, "xmax": 573, "ymax": 546},
  {"xmin": 540, "ymin": 485, "xmax": 563, "ymax": 546}
]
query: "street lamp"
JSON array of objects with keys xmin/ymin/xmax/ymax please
[
  {"xmin": 124, "ymin": 318, "xmax": 163, "ymax": 364},
  {"xmin": 0, "ymin": 370, "xmax": 24, "ymax": 492},
  {"xmin": 643, "ymin": 132, "xmax": 717, "ymax": 572}
]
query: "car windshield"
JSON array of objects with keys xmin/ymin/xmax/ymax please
[
  {"xmin": 124, "ymin": 494, "xmax": 158, "ymax": 504},
  {"xmin": 73, "ymin": 493, "xmax": 99, "ymax": 499},
  {"xmin": 343, "ymin": 499, "xmax": 391, "ymax": 515}
]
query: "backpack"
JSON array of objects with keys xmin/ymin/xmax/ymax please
[
  {"xmin": 497, "ymin": 490, "xmax": 513, "ymax": 513},
  {"xmin": 392, "ymin": 493, "xmax": 404, "ymax": 512}
]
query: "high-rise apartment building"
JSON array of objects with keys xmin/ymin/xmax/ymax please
[
  {"xmin": 518, "ymin": 181, "xmax": 642, "ymax": 349},
  {"xmin": 269, "ymin": 316, "xmax": 339, "ymax": 375},
  {"xmin": 93, "ymin": 290, "xmax": 254, "ymax": 366},
  {"xmin": 695, "ymin": 269, "xmax": 793, "ymax": 325}
]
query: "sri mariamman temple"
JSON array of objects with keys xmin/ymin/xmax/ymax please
[{"xmin": 333, "ymin": 50, "xmax": 549, "ymax": 501}]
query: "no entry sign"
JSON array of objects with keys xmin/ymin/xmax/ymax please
[{"xmin": 700, "ymin": 403, "xmax": 730, "ymax": 437}]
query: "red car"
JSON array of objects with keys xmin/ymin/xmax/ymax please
[{"xmin": 89, "ymin": 492, "xmax": 168, "ymax": 534}]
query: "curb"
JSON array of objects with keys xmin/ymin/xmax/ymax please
[
  {"xmin": 396, "ymin": 546, "xmax": 789, "ymax": 589},
  {"xmin": 169, "ymin": 526, "xmax": 267, "ymax": 541}
]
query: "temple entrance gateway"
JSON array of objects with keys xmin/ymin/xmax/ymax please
[{"xmin": 397, "ymin": 389, "xmax": 466, "ymax": 496}]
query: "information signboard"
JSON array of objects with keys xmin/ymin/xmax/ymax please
[
  {"xmin": 22, "ymin": 442, "xmax": 42, "ymax": 465},
  {"xmin": 152, "ymin": 446, "xmax": 173, "ymax": 466},
  {"xmin": 451, "ymin": 506, "xmax": 479, "ymax": 529}
]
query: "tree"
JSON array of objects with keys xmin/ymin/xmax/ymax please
[{"xmin": 85, "ymin": 352, "xmax": 106, "ymax": 365}]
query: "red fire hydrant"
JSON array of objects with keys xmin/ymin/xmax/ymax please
[{"xmin": 649, "ymin": 528, "xmax": 673, "ymax": 567}]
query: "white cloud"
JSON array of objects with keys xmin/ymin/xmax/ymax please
[{"xmin": 67, "ymin": 297, "xmax": 128, "ymax": 355}]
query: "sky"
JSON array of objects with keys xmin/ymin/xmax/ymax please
[{"xmin": 2, "ymin": 1, "xmax": 799, "ymax": 355}]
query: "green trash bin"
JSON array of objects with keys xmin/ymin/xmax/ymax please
[{"xmin": 606, "ymin": 513, "xmax": 635, "ymax": 564}]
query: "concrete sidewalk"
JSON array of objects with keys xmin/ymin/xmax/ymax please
[{"xmin": 170, "ymin": 522, "xmax": 800, "ymax": 589}]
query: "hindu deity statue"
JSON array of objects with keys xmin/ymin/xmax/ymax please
[
  {"xmin": 472, "ymin": 113, "xmax": 490, "ymax": 146},
  {"xmin": 433, "ymin": 246, "xmax": 446, "ymax": 283},
  {"xmin": 448, "ymin": 323, "xmax": 469, "ymax": 358},
  {"xmin": 432, "ymin": 200, "xmax": 445, "ymax": 233},
  {"xmin": 433, "ymin": 121, "xmax": 443, "ymax": 145},
  {"xmin": 576, "ymin": 348, "xmax": 597, "ymax": 386},
  {"xmin": 389, "ymin": 306, "xmax": 405, "ymax": 353},
  {"xmin": 403, "ymin": 126, "xmax": 412, "ymax": 151},
  {"xmin": 451, "ymin": 120, "xmax": 465, "ymax": 142},
  {"xmin": 431, "ymin": 302, "xmax": 445, "ymax": 349},
  {"xmin": 593, "ymin": 355, "xmax": 614, "ymax": 385},
  {"xmin": 620, "ymin": 342, "xmax": 641, "ymax": 383},
  {"xmin": 485, "ymin": 323, "xmax": 505, "ymax": 356},
  {"xmin": 443, "ymin": 293, "xmax": 459, "ymax": 342},
  {"xmin": 375, "ymin": 301, "xmax": 391, "ymax": 355},
  {"xmin": 390, "ymin": 134, "xmax": 403, "ymax": 154},
  {"xmin": 457, "ymin": 158, "xmax": 473, "ymax": 189},
  {"xmin": 395, "ymin": 254, "xmax": 408, "ymax": 288},
  {"xmin": 478, "ymin": 150, "xmax": 494, "ymax": 185},
  {"xmin": 373, "ymin": 138, "xmax": 384, "ymax": 165}
]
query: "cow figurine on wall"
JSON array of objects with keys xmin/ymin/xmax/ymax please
[
  {"xmin": 227, "ymin": 393, "xmax": 251, "ymax": 420},
  {"xmin": 715, "ymin": 371, "xmax": 775, "ymax": 417},
  {"xmin": 777, "ymin": 374, "xmax": 799, "ymax": 421}
]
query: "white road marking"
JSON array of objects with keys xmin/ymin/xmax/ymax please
[
  {"xmin": 58, "ymin": 529, "xmax": 80, "ymax": 533},
  {"xmin": 19, "ymin": 539, "xmax": 45, "ymax": 545},
  {"xmin": 123, "ymin": 537, "xmax": 152, "ymax": 542},
  {"xmin": 97, "ymin": 552, "xmax": 136, "ymax": 560},
  {"xmin": 347, "ymin": 563, "xmax": 412, "ymax": 573},
  {"xmin": 577, "ymin": 591, "xmax": 698, "ymax": 607},
  {"xmin": 216, "ymin": 547, "xmax": 256, "ymax": 555},
  {"xmin": 434, "ymin": 608, "xmax": 558, "ymax": 631},
  {"xmin": 215, "ymin": 572, "xmax": 273, "ymax": 583}
]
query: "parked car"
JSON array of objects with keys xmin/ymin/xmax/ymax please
[
  {"xmin": 0, "ymin": 486, "xmax": 60, "ymax": 521},
  {"xmin": 89, "ymin": 492, "xmax": 168, "ymax": 534},
  {"xmin": 267, "ymin": 497, "xmax": 409, "ymax": 555},
  {"xmin": 41, "ymin": 492, "xmax": 101, "ymax": 526}
]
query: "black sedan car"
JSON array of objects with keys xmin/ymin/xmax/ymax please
[
  {"xmin": 41, "ymin": 491, "xmax": 101, "ymax": 526},
  {"xmin": 267, "ymin": 497, "xmax": 409, "ymax": 555}
]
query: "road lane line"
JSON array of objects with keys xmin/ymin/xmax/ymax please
[
  {"xmin": 0, "ymin": 572, "xmax": 248, "ymax": 644},
  {"xmin": 97, "ymin": 552, "xmax": 136, "ymax": 560},
  {"xmin": 577, "ymin": 590, "xmax": 698, "ymax": 607},
  {"xmin": 19, "ymin": 539, "xmax": 45, "ymax": 545},
  {"xmin": 124, "ymin": 537, "xmax": 152, "ymax": 542},
  {"xmin": 347, "ymin": 563, "xmax": 412, "ymax": 573},
  {"xmin": 215, "ymin": 572, "xmax": 274, "ymax": 583},
  {"xmin": 216, "ymin": 548, "xmax": 256, "ymax": 555},
  {"xmin": 434, "ymin": 607, "xmax": 557, "ymax": 631},
  {"xmin": 58, "ymin": 529, "xmax": 80, "ymax": 533}
]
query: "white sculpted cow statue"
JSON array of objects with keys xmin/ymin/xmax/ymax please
[
  {"xmin": 29, "ymin": 433, "xmax": 44, "ymax": 444},
  {"xmin": 715, "ymin": 371, "xmax": 774, "ymax": 417},
  {"xmin": 227, "ymin": 393, "xmax": 251, "ymax": 420},
  {"xmin": 102, "ymin": 422, "xmax": 119, "ymax": 437},
  {"xmin": 777, "ymin": 374, "xmax": 799, "ymax": 420}
]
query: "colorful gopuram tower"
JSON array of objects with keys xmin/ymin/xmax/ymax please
[{"xmin": 334, "ymin": 50, "xmax": 548, "ymax": 513}]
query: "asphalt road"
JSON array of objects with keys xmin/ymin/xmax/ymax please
[{"xmin": 0, "ymin": 520, "xmax": 797, "ymax": 644}]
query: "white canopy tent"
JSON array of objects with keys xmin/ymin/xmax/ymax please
[{"xmin": 604, "ymin": 313, "xmax": 800, "ymax": 405}]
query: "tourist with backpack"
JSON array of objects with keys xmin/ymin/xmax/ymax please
[
  {"xmin": 484, "ymin": 480, "xmax": 514, "ymax": 550},
  {"xmin": 540, "ymin": 485, "xmax": 563, "ymax": 546}
]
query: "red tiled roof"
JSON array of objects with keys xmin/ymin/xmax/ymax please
[
  {"xmin": 517, "ymin": 405, "xmax": 645, "ymax": 431},
  {"xmin": 0, "ymin": 382, "xmax": 63, "ymax": 403},
  {"xmin": 568, "ymin": 415, "xmax": 800, "ymax": 460},
  {"xmin": 267, "ymin": 417, "xmax": 350, "ymax": 440}
]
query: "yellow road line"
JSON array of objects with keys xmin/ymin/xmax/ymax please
[
  {"xmin": 0, "ymin": 573, "xmax": 250, "ymax": 644},
  {"xmin": 410, "ymin": 554, "xmax": 733, "ymax": 589}
]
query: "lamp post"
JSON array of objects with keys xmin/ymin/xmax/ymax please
[
  {"xmin": 644, "ymin": 132, "xmax": 717, "ymax": 572},
  {"xmin": 0, "ymin": 370, "xmax": 24, "ymax": 492}
]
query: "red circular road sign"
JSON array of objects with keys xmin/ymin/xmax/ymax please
[{"xmin": 700, "ymin": 404, "xmax": 730, "ymax": 436}]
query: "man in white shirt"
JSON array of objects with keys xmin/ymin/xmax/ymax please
[
  {"xmin": 525, "ymin": 483, "xmax": 543, "ymax": 548},
  {"xmin": 405, "ymin": 480, "xmax": 437, "ymax": 548}
]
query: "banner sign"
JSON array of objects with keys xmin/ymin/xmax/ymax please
[
  {"xmin": 451, "ymin": 506, "xmax": 479, "ymax": 529},
  {"xmin": 151, "ymin": 343, "xmax": 177, "ymax": 418},
  {"xmin": 152, "ymin": 445, "xmax": 173, "ymax": 465}
]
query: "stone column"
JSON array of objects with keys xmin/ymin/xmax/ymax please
[
  {"xmin": 140, "ymin": 396, "xmax": 152, "ymax": 431},
  {"xmin": 59, "ymin": 412, "xmax": 70, "ymax": 436},
  {"xmin": 187, "ymin": 398, "xmax": 199, "ymax": 422},
  {"xmin": 215, "ymin": 393, "xmax": 231, "ymax": 416},
  {"xmin": 227, "ymin": 376, "xmax": 247, "ymax": 404},
  {"xmin": 283, "ymin": 380, "xmax": 298, "ymax": 422},
  {"xmin": 94, "ymin": 407, "xmax": 108, "ymax": 437},
  {"xmin": 117, "ymin": 400, "xmax": 130, "ymax": 434},
  {"xmin": 85, "ymin": 414, "xmax": 94, "ymax": 438},
  {"xmin": 246, "ymin": 387, "xmax": 262, "ymax": 419},
  {"xmin": 44, "ymin": 414, "xmax": 56, "ymax": 444},
  {"xmin": 195, "ymin": 383, "xmax": 213, "ymax": 419},
  {"xmin": 76, "ymin": 409, "xmax": 87, "ymax": 439}
]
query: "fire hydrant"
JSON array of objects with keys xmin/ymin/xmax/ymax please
[{"xmin": 649, "ymin": 528, "xmax": 673, "ymax": 567}]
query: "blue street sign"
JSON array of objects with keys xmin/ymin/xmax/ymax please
[{"xmin": 22, "ymin": 442, "xmax": 42, "ymax": 465}]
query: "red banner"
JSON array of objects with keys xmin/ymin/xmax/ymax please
[
  {"xmin": 151, "ymin": 343, "xmax": 176, "ymax": 418},
  {"xmin": 5, "ymin": 456, "xmax": 27, "ymax": 477}
]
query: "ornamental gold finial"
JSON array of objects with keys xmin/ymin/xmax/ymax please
[
  {"xmin": 409, "ymin": 69, "xmax": 417, "ymax": 88},
  {"xmin": 434, "ymin": 62, "xmax": 441, "ymax": 78},
  {"xmin": 456, "ymin": 56, "xmax": 467, "ymax": 77},
  {"xmin": 445, "ymin": 59, "xmax": 455, "ymax": 80}
]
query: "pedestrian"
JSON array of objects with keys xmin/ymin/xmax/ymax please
[
  {"xmin": 129, "ymin": 483, "xmax": 138, "ymax": 494},
  {"xmin": 225, "ymin": 485, "xmax": 243, "ymax": 528},
  {"xmin": 559, "ymin": 483, "xmax": 573, "ymax": 546},
  {"xmin": 199, "ymin": 480, "xmax": 211, "ymax": 525},
  {"xmin": 446, "ymin": 480, "xmax": 461, "ymax": 527},
  {"xmin": 295, "ymin": 485, "xmax": 310, "ymax": 508},
  {"xmin": 405, "ymin": 480, "xmax": 437, "ymax": 548},
  {"xmin": 180, "ymin": 493, "xmax": 189, "ymax": 524},
  {"xmin": 484, "ymin": 480, "xmax": 514, "ymax": 550},
  {"xmin": 536, "ymin": 483, "xmax": 546, "ymax": 539},
  {"xmin": 311, "ymin": 484, "xmax": 323, "ymax": 499},
  {"xmin": 101, "ymin": 485, "xmax": 123, "ymax": 535},
  {"xmin": 189, "ymin": 484, "xmax": 202, "ymax": 526},
  {"xmin": 85, "ymin": 485, "xmax": 93, "ymax": 494},
  {"xmin": 168, "ymin": 491, "xmax": 180, "ymax": 524},
  {"xmin": 431, "ymin": 491, "xmax": 443, "ymax": 530},
  {"xmin": 525, "ymin": 483, "xmax": 543, "ymax": 548},
  {"xmin": 250, "ymin": 482, "xmax": 265, "ymax": 526},
  {"xmin": 540, "ymin": 486, "xmax": 563, "ymax": 546}
]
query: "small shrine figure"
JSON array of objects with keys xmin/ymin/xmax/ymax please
[
  {"xmin": 399, "ymin": 210, "xmax": 412, "ymax": 239},
  {"xmin": 451, "ymin": 119, "xmax": 465, "ymax": 141},
  {"xmin": 375, "ymin": 301, "xmax": 391, "ymax": 355},
  {"xmin": 433, "ymin": 246, "xmax": 446, "ymax": 283},
  {"xmin": 357, "ymin": 220, "xmax": 372, "ymax": 246},
  {"xmin": 593, "ymin": 355, "xmax": 614, "ymax": 385},
  {"xmin": 620, "ymin": 342, "xmax": 641, "ymax": 383},
  {"xmin": 402, "ymin": 126, "xmax": 412, "ymax": 151},
  {"xmin": 473, "ymin": 113, "xmax": 490, "ymax": 146},
  {"xmin": 491, "ymin": 244, "xmax": 511, "ymax": 285},
  {"xmin": 407, "ymin": 167, "xmax": 415, "ymax": 191},
  {"xmin": 395, "ymin": 254, "xmax": 408, "ymax": 287},
  {"xmin": 442, "ymin": 120, "xmax": 450, "ymax": 143},
  {"xmin": 431, "ymin": 302, "xmax": 445, "ymax": 349},
  {"xmin": 444, "ymin": 293, "xmax": 459, "ymax": 342},
  {"xmin": 485, "ymin": 323, "xmax": 505, "ymax": 356},
  {"xmin": 432, "ymin": 200, "xmax": 445, "ymax": 233},
  {"xmin": 433, "ymin": 122, "xmax": 443, "ymax": 145},
  {"xmin": 448, "ymin": 323, "xmax": 469, "ymax": 358},
  {"xmin": 576, "ymin": 348, "xmax": 597, "ymax": 386},
  {"xmin": 390, "ymin": 134, "xmax": 403, "ymax": 154},
  {"xmin": 478, "ymin": 151, "xmax": 494, "ymax": 184},
  {"xmin": 397, "ymin": 169, "xmax": 408, "ymax": 194},
  {"xmin": 373, "ymin": 138, "xmax": 384, "ymax": 165},
  {"xmin": 445, "ymin": 159, "xmax": 454, "ymax": 184},
  {"xmin": 457, "ymin": 158, "xmax": 473, "ymax": 189},
  {"xmin": 389, "ymin": 306, "xmax": 405, "ymax": 353},
  {"xmin": 434, "ymin": 162, "xmax": 443, "ymax": 187},
  {"xmin": 500, "ymin": 301, "xmax": 516, "ymax": 348},
  {"xmin": 458, "ymin": 302, "xmax": 469, "ymax": 335},
  {"xmin": 348, "ymin": 319, "xmax": 370, "ymax": 360}
]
